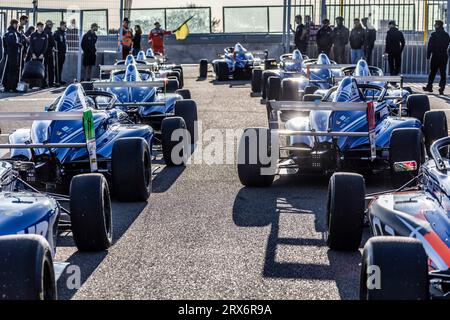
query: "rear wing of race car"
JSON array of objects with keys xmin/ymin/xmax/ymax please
[
  {"xmin": 92, "ymin": 79, "xmax": 167, "ymax": 90},
  {"xmin": 99, "ymin": 64, "xmax": 156, "ymax": 73},
  {"xmin": 0, "ymin": 111, "xmax": 98, "ymax": 172},
  {"xmin": 267, "ymin": 100, "xmax": 377, "ymax": 160},
  {"xmin": 332, "ymin": 75, "xmax": 403, "ymax": 88}
]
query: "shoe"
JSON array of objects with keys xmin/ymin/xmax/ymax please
[
  {"xmin": 423, "ymin": 86, "xmax": 433, "ymax": 93},
  {"xmin": 439, "ymin": 89, "xmax": 445, "ymax": 95}
]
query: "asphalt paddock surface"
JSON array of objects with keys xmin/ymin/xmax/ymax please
[{"xmin": 0, "ymin": 68, "xmax": 449, "ymax": 300}]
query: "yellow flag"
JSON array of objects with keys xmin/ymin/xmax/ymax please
[{"xmin": 175, "ymin": 22, "xmax": 190, "ymax": 40}]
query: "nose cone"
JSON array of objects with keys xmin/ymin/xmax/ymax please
[
  {"xmin": 125, "ymin": 54, "xmax": 136, "ymax": 66},
  {"xmin": 355, "ymin": 59, "xmax": 370, "ymax": 76}
]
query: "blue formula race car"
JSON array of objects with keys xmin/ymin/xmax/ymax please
[
  {"xmin": 208, "ymin": 43, "xmax": 269, "ymax": 81},
  {"xmin": 326, "ymin": 136, "xmax": 450, "ymax": 299},
  {"xmin": 237, "ymin": 76, "xmax": 446, "ymax": 188},
  {"xmin": 257, "ymin": 52, "xmax": 348, "ymax": 102},
  {"xmin": 5, "ymin": 83, "xmax": 168, "ymax": 202},
  {"xmin": 92, "ymin": 62, "xmax": 198, "ymax": 163},
  {"xmin": 0, "ymin": 111, "xmax": 114, "ymax": 299}
]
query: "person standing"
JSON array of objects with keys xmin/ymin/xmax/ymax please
[
  {"xmin": 81, "ymin": 23, "xmax": 98, "ymax": 81},
  {"xmin": 2, "ymin": 20, "xmax": 22, "ymax": 92},
  {"xmin": 148, "ymin": 21, "xmax": 172, "ymax": 55},
  {"xmin": 332, "ymin": 16, "xmax": 349, "ymax": 64},
  {"xmin": 54, "ymin": 21, "xmax": 67, "ymax": 85},
  {"xmin": 43, "ymin": 20, "xmax": 55, "ymax": 88},
  {"xmin": 362, "ymin": 17, "xmax": 377, "ymax": 65},
  {"xmin": 29, "ymin": 22, "xmax": 48, "ymax": 61},
  {"xmin": 385, "ymin": 20, "xmax": 405, "ymax": 76},
  {"xmin": 132, "ymin": 25, "xmax": 142, "ymax": 56},
  {"xmin": 316, "ymin": 19, "xmax": 333, "ymax": 56},
  {"xmin": 18, "ymin": 15, "xmax": 29, "ymax": 65},
  {"xmin": 24, "ymin": 26, "xmax": 35, "ymax": 62},
  {"xmin": 291, "ymin": 15, "xmax": 308, "ymax": 54},
  {"xmin": 119, "ymin": 18, "xmax": 133, "ymax": 60},
  {"xmin": 423, "ymin": 20, "xmax": 450, "ymax": 95},
  {"xmin": 349, "ymin": 18, "xmax": 365, "ymax": 64}
]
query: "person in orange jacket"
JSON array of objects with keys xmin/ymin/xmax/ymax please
[
  {"xmin": 119, "ymin": 18, "xmax": 133, "ymax": 60},
  {"xmin": 148, "ymin": 21, "xmax": 172, "ymax": 55}
]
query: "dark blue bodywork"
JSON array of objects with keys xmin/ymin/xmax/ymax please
[
  {"xmin": 9, "ymin": 84, "xmax": 154, "ymax": 185},
  {"xmin": 283, "ymin": 76, "xmax": 421, "ymax": 171}
]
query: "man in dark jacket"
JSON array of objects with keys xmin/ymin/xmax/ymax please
[
  {"xmin": 385, "ymin": 20, "xmax": 405, "ymax": 75},
  {"xmin": 316, "ymin": 19, "xmax": 333, "ymax": 56},
  {"xmin": 30, "ymin": 22, "xmax": 48, "ymax": 60},
  {"xmin": 2, "ymin": 20, "xmax": 22, "ymax": 92},
  {"xmin": 332, "ymin": 16, "xmax": 349, "ymax": 64},
  {"xmin": 54, "ymin": 21, "xmax": 67, "ymax": 85},
  {"xmin": 81, "ymin": 23, "xmax": 98, "ymax": 81},
  {"xmin": 292, "ymin": 15, "xmax": 308, "ymax": 54},
  {"xmin": 349, "ymin": 18, "xmax": 365, "ymax": 64},
  {"xmin": 43, "ymin": 20, "xmax": 55, "ymax": 87},
  {"xmin": 362, "ymin": 17, "xmax": 377, "ymax": 65},
  {"xmin": 423, "ymin": 20, "xmax": 450, "ymax": 95}
]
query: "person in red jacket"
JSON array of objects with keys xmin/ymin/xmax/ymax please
[
  {"xmin": 148, "ymin": 21, "xmax": 172, "ymax": 55},
  {"xmin": 119, "ymin": 18, "xmax": 133, "ymax": 60}
]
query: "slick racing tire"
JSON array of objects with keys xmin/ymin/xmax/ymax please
[
  {"xmin": 327, "ymin": 173, "xmax": 365, "ymax": 251},
  {"xmin": 175, "ymin": 89, "xmax": 191, "ymax": 100},
  {"xmin": 261, "ymin": 70, "xmax": 278, "ymax": 100},
  {"xmin": 237, "ymin": 127, "xmax": 275, "ymax": 187},
  {"xmin": 407, "ymin": 94, "xmax": 430, "ymax": 122},
  {"xmin": 360, "ymin": 237, "xmax": 429, "ymax": 300},
  {"xmin": 281, "ymin": 79, "xmax": 301, "ymax": 101},
  {"xmin": 112, "ymin": 138, "xmax": 152, "ymax": 202},
  {"xmin": 199, "ymin": 59, "xmax": 208, "ymax": 78},
  {"xmin": 389, "ymin": 128, "xmax": 423, "ymax": 188},
  {"xmin": 172, "ymin": 65, "xmax": 184, "ymax": 88},
  {"xmin": 423, "ymin": 110, "xmax": 448, "ymax": 157},
  {"xmin": 251, "ymin": 68, "xmax": 263, "ymax": 93},
  {"xmin": 70, "ymin": 174, "xmax": 113, "ymax": 251},
  {"xmin": 216, "ymin": 61, "xmax": 229, "ymax": 81},
  {"xmin": 174, "ymin": 99, "xmax": 198, "ymax": 145},
  {"xmin": 267, "ymin": 76, "xmax": 281, "ymax": 101},
  {"xmin": 162, "ymin": 117, "xmax": 188, "ymax": 166},
  {"xmin": 167, "ymin": 71, "xmax": 182, "ymax": 89},
  {"xmin": 304, "ymin": 85, "xmax": 319, "ymax": 95},
  {"xmin": 166, "ymin": 78, "xmax": 179, "ymax": 93},
  {"xmin": 0, "ymin": 234, "xmax": 57, "ymax": 300}
]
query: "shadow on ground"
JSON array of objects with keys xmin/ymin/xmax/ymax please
[
  {"xmin": 56, "ymin": 202, "xmax": 147, "ymax": 299},
  {"xmin": 231, "ymin": 173, "xmax": 386, "ymax": 299}
]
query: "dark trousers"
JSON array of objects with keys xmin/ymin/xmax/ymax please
[
  {"xmin": 333, "ymin": 45, "xmax": 347, "ymax": 64},
  {"xmin": 56, "ymin": 53, "xmax": 65, "ymax": 84},
  {"xmin": 296, "ymin": 41, "xmax": 308, "ymax": 55},
  {"xmin": 44, "ymin": 53, "xmax": 54, "ymax": 86},
  {"xmin": 388, "ymin": 53, "xmax": 402, "ymax": 75},
  {"xmin": 318, "ymin": 46, "xmax": 331, "ymax": 57},
  {"xmin": 365, "ymin": 46, "xmax": 374, "ymax": 65},
  {"xmin": 122, "ymin": 46, "xmax": 131, "ymax": 60},
  {"xmin": 427, "ymin": 59, "xmax": 448, "ymax": 90},
  {"xmin": 2, "ymin": 54, "xmax": 19, "ymax": 90}
]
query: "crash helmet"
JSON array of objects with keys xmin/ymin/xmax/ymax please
[
  {"xmin": 146, "ymin": 48, "xmax": 155, "ymax": 58},
  {"xmin": 354, "ymin": 59, "xmax": 371, "ymax": 77},
  {"xmin": 125, "ymin": 64, "xmax": 141, "ymax": 82},
  {"xmin": 234, "ymin": 43, "xmax": 247, "ymax": 54},
  {"xmin": 124, "ymin": 54, "xmax": 136, "ymax": 66},
  {"xmin": 136, "ymin": 51, "xmax": 146, "ymax": 62},
  {"xmin": 333, "ymin": 76, "xmax": 362, "ymax": 102},
  {"xmin": 317, "ymin": 53, "xmax": 331, "ymax": 65}
]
